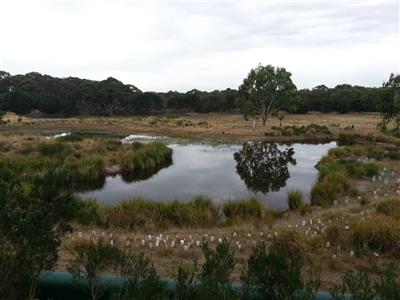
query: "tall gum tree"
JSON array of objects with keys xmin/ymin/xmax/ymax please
[{"xmin": 238, "ymin": 64, "xmax": 296, "ymax": 127}]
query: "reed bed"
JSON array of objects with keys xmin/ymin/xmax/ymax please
[{"xmin": 89, "ymin": 197, "xmax": 275, "ymax": 230}]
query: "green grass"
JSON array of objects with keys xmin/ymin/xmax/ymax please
[{"xmin": 119, "ymin": 142, "xmax": 172, "ymax": 172}]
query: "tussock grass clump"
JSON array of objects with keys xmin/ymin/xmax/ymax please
[
  {"xmin": 376, "ymin": 198, "xmax": 400, "ymax": 218},
  {"xmin": 325, "ymin": 222, "xmax": 349, "ymax": 248},
  {"xmin": 328, "ymin": 144, "xmax": 386, "ymax": 161},
  {"xmin": 287, "ymin": 190, "xmax": 304, "ymax": 210},
  {"xmin": 221, "ymin": 198, "xmax": 262, "ymax": 222},
  {"xmin": 271, "ymin": 229, "xmax": 307, "ymax": 263},
  {"xmin": 119, "ymin": 142, "xmax": 172, "ymax": 172},
  {"xmin": 311, "ymin": 171, "xmax": 353, "ymax": 206},
  {"xmin": 62, "ymin": 157, "xmax": 105, "ymax": 183},
  {"xmin": 351, "ymin": 216, "xmax": 400, "ymax": 255}
]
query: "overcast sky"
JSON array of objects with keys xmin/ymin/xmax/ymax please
[{"xmin": 0, "ymin": 0, "xmax": 399, "ymax": 92}]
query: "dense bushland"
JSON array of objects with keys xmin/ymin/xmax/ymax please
[{"xmin": 0, "ymin": 70, "xmax": 398, "ymax": 117}]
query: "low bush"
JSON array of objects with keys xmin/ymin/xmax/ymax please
[
  {"xmin": 197, "ymin": 239, "xmax": 238, "ymax": 299},
  {"xmin": 71, "ymin": 198, "xmax": 102, "ymax": 226},
  {"xmin": 241, "ymin": 242, "xmax": 319, "ymax": 300},
  {"xmin": 119, "ymin": 252, "xmax": 168, "ymax": 300},
  {"xmin": 68, "ymin": 239, "xmax": 125, "ymax": 300},
  {"xmin": 330, "ymin": 264, "xmax": 400, "ymax": 300}
]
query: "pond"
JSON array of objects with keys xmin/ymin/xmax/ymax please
[{"xmin": 78, "ymin": 136, "xmax": 336, "ymax": 210}]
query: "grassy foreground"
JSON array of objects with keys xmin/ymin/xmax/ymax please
[
  {"xmin": 63, "ymin": 141, "xmax": 400, "ymax": 290},
  {"xmin": 1, "ymin": 126, "xmax": 400, "ymax": 292}
]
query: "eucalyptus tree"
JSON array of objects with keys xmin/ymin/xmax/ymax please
[
  {"xmin": 238, "ymin": 64, "xmax": 296, "ymax": 127},
  {"xmin": 380, "ymin": 73, "xmax": 400, "ymax": 129}
]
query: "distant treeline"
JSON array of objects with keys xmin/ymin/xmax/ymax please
[{"xmin": 0, "ymin": 71, "xmax": 389, "ymax": 116}]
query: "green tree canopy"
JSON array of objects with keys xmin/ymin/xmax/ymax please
[{"xmin": 238, "ymin": 64, "xmax": 296, "ymax": 126}]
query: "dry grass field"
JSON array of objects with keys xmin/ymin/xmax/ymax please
[{"xmin": 0, "ymin": 112, "xmax": 382, "ymax": 141}]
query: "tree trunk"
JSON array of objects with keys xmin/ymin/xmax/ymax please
[{"xmin": 262, "ymin": 115, "xmax": 267, "ymax": 127}]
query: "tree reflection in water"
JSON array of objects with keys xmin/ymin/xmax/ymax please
[
  {"xmin": 234, "ymin": 142, "xmax": 296, "ymax": 194},
  {"xmin": 121, "ymin": 158, "xmax": 173, "ymax": 183}
]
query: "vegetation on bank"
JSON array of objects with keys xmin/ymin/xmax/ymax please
[
  {"xmin": 0, "ymin": 134, "xmax": 172, "ymax": 189},
  {"xmin": 310, "ymin": 144, "xmax": 388, "ymax": 206},
  {"xmin": 79, "ymin": 197, "xmax": 284, "ymax": 230},
  {"xmin": 270, "ymin": 123, "xmax": 331, "ymax": 137}
]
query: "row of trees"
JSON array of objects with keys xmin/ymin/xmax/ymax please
[{"xmin": 0, "ymin": 69, "xmax": 398, "ymax": 117}]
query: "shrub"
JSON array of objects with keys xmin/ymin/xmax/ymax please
[
  {"xmin": 287, "ymin": 190, "xmax": 304, "ymax": 210},
  {"xmin": 119, "ymin": 252, "xmax": 168, "ymax": 300},
  {"xmin": 67, "ymin": 239, "xmax": 125, "ymax": 300},
  {"xmin": 71, "ymin": 198, "xmax": 102, "ymax": 226},
  {"xmin": 0, "ymin": 167, "xmax": 76, "ymax": 300},
  {"xmin": 198, "ymin": 239, "xmax": 237, "ymax": 299},
  {"xmin": 241, "ymin": 243, "xmax": 307, "ymax": 300},
  {"xmin": 330, "ymin": 263, "xmax": 400, "ymax": 300},
  {"xmin": 351, "ymin": 216, "xmax": 400, "ymax": 255},
  {"xmin": 175, "ymin": 265, "xmax": 198, "ymax": 300},
  {"xmin": 331, "ymin": 271, "xmax": 376, "ymax": 300},
  {"xmin": 374, "ymin": 263, "xmax": 400, "ymax": 300}
]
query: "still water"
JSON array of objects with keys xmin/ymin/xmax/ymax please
[{"xmin": 79, "ymin": 136, "xmax": 336, "ymax": 210}]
